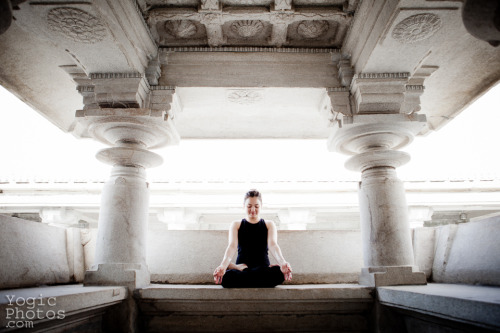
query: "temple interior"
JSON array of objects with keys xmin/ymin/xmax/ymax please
[{"xmin": 0, "ymin": 0, "xmax": 499, "ymax": 332}]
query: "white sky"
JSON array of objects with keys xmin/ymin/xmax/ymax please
[{"xmin": 0, "ymin": 84, "xmax": 499, "ymax": 182}]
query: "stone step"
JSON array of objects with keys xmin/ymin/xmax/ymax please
[{"xmin": 135, "ymin": 284, "xmax": 374, "ymax": 332}]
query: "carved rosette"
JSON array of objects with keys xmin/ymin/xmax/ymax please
[
  {"xmin": 392, "ymin": 14, "xmax": 442, "ymax": 44},
  {"xmin": 227, "ymin": 89, "xmax": 263, "ymax": 105},
  {"xmin": 165, "ymin": 20, "xmax": 197, "ymax": 38},
  {"xmin": 47, "ymin": 7, "xmax": 107, "ymax": 43},
  {"xmin": 231, "ymin": 20, "xmax": 264, "ymax": 38},
  {"xmin": 297, "ymin": 20, "xmax": 329, "ymax": 39}
]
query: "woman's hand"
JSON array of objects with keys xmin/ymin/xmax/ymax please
[
  {"xmin": 213, "ymin": 265, "xmax": 226, "ymax": 284},
  {"xmin": 281, "ymin": 262, "xmax": 293, "ymax": 281}
]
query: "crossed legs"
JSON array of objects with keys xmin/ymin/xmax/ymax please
[{"xmin": 221, "ymin": 265, "xmax": 285, "ymax": 288}]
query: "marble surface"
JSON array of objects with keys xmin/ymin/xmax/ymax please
[{"xmin": 378, "ymin": 283, "xmax": 500, "ymax": 330}]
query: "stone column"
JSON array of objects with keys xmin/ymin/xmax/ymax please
[
  {"xmin": 71, "ymin": 72, "xmax": 180, "ymax": 289},
  {"xmin": 78, "ymin": 109, "xmax": 178, "ymax": 289},
  {"xmin": 328, "ymin": 72, "xmax": 428, "ymax": 286},
  {"xmin": 80, "ymin": 109, "xmax": 178, "ymax": 289}
]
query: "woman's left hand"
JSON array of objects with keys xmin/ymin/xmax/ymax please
[{"xmin": 280, "ymin": 262, "xmax": 293, "ymax": 281}]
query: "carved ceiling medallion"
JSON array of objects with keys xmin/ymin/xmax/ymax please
[
  {"xmin": 297, "ymin": 20, "xmax": 329, "ymax": 39},
  {"xmin": 227, "ymin": 89, "xmax": 264, "ymax": 105},
  {"xmin": 231, "ymin": 20, "xmax": 264, "ymax": 38},
  {"xmin": 47, "ymin": 7, "xmax": 106, "ymax": 44},
  {"xmin": 165, "ymin": 20, "xmax": 197, "ymax": 39},
  {"xmin": 392, "ymin": 14, "xmax": 442, "ymax": 44}
]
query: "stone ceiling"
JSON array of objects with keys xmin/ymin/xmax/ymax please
[
  {"xmin": 0, "ymin": 0, "xmax": 499, "ymax": 141},
  {"xmin": 140, "ymin": 0, "xmax": 356, "ymax": 48}
]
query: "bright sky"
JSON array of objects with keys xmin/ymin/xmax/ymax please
[{"xmin": 0, "ymin": 84, "xmax": 499, "ymax": 182}]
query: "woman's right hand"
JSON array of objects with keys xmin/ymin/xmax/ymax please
[{"xmin": 213, "ymin": 265, "xmax": 226, "ymax": 284}]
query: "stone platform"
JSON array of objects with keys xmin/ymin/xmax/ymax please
[
  {"xmin": 135, "ymin": 284, "xmax": 375, "ymax": 332},
  {"xmin": 1, "ymin": 283, "xmax": 500, "ymax": 332},
  {"xmin": 0, "ymin": 285, "xmax": 127, "ymax": 332},
  {"xmin": 378, "ymin": 284, "xmax": 500, "ymax": 332}
]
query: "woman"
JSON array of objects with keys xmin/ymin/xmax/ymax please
[{"xmin": 213, "ymin": 189, "xmax": 292, "ymax": 288}]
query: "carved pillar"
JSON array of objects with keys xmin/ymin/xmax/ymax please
[
  {"xmin": 73, "ymin": 73, "xmax": 179, "ymax": 289},
  {"xmin": 200, "ymin": 11, "xmax": 226, "ymax": 47},
  {"xmin": 328, "ymin": 72, "xmax": 427, "ymax": 287}
]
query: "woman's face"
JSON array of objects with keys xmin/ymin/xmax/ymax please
[{"xmin": 245, "ymin": 196, "xmax": 261, "ymax": 221}]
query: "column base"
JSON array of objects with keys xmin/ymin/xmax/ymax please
[
  {"xmin": 84, "ymin": 263, "xmax": 150, "ymax": 290},
  {"xmin": 359, "ymin": 266, "xmax": 427, "ymax": 287}
]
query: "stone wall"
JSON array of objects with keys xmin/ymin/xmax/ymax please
[
  {"xmin": 3, "ymin": 214, "xmax": 499, "ymax": 288},
  {"xmin": 431, "ymin": 215, "xmax": 500, "ymax": 286},
  {"xmin": 147, "ymin": 228, "xmax": 364, "ymax": 284},
  {"xmin": 0, "ymin": 215, "xmax": 84, "ymax": 289}
]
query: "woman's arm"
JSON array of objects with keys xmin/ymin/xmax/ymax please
[
  {"xmin": 267, "ymin": 220, "xmax": 293, "ymax": 281},
  {"xmin": 213, "ymin": 220, "xmax": 240, "ymax": 284}
]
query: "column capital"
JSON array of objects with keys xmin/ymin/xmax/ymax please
[
  {"xmin": 75, "ymin": 108, "xmax": 179, "ymax": 149},
  {"xmin": 350, "ymin": 72, "xmax": 424, "ymax": 115},
  {"xmin": 327, "ymin": 87, "xmax": 352, "ymax": 117},
  {"xmin": 71, "ymin": 70, "xmax": 180, "ymax": 151},
  {"xmin": 327, "ymin": 113, "xmax": 427, "ymax": 156}
]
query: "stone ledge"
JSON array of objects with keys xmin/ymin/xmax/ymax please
[
  {"xmin": 136, "ymin": 283, "xmax": 374, "ymax": 300},
  {"xmin": 136, "ymin": 284, "xmax": 375, "ymax": 314},
  {"xmin": 377, "ymin": 283, "xmax": 500, "ymax": 331},
  {"xmin": 0, "ymin": 284, "xmax": 127, "ymax": 331}
]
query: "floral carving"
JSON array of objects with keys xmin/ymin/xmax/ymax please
[
  {"xmin": 47, "ymin": 7, "xmax": 106, "ymax": 44},
  {"xmin": 231, "ymin": 20, "xmax": 264, "ymax": 38},
  {"xmin": 165, "ymin": 20, "xmax": 197, "ymax": 38},
  {"xmin": 227, "ymin": 89, "xmax": 263, "ymax": 105},
  {"xmin": 392, "ymin": 14, "xmax": 442, "ymax": 44},
  {"xmin": 297, "ymin": 20, "xmax": 329, "ymax": 39}
]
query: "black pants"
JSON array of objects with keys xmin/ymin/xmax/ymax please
[{"xmin": 221, "ymin": 265, "xmax": 285, "ymax": 288}]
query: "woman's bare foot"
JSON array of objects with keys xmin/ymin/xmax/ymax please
[{"xmin": 234, "ymin": 263, "xmax": 248, "ymax": 271}]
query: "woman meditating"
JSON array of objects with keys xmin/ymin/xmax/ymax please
[{"xmin": 213, "ymin": 189, "xmax": 293, "ymax": 288}]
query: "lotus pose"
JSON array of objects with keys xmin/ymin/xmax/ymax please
[{"xmin": 213, "ymin": 189, "xmax": 292, "ymax": 288}]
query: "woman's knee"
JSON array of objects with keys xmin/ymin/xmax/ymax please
[
  {"xmin": 221, "ymin": 269, "xmax": 247, "ymax": 288},
  {"xmin": 270, "ymin": 266, "xmax": 285, "ymax": 284}
]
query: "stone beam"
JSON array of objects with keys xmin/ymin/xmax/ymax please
[{"xmin": 159, "ymin": 49, "xmax": 341, "ymax": 88}]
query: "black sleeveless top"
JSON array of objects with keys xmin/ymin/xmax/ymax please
[{"xmin": 236, "ymin": 219, "xmax": 270, "ymax": 268}]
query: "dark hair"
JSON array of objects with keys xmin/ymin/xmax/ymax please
[{"xmin": 244, "ymin": 189, "xmax": 262, "ymax": 204}]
